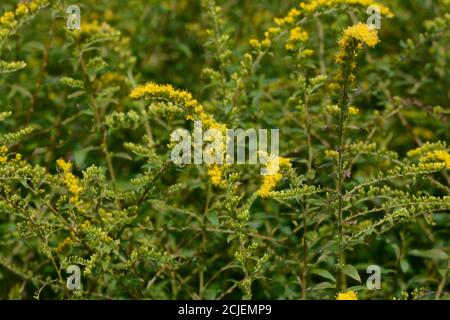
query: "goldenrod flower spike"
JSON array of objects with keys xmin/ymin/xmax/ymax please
[
  {"xmin": 339, "ymin": 22, "xmax": 380, "ymax": 48},
  {"xmin": 420, "ymin": 150, "xmax": 450, "ymax": 169},
  {"xmin": 57, "ymin": 159, "xmax": 85, "ymax": 210},
  {"xmin": 330, "ymin": 23, "xmax": 379, "ymax": 95},
  {"xmin": 336, "ymin": 290, "xmax": 358, "ymax": 300},
  {"xmin": 0, "ymin": 145, "xmax": 8, "ymax": 163},
  {"xmin": 130, "ymin": 82, "xmax": 226, "ymax": 132},
  {"xmin": 257, "ymin": 157, "xmax": 291, "ymax": 198},
  {"xmin": 207, "ymin": 165, "xmax": 226, "ymax": 187},
  {"xmin": 130, "ymin": 83, "xmax": 230, "ymax": 187}
]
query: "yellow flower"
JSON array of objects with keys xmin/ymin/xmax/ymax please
[
  {"xmin": 274, "ymin": 7, "xmax": 301, "ymax": 26},
  {"xmin": 0, "ymin": 145, "xmax": 8, "ymax": 163},
  {"xmin": 15, "ymin": 4, "xmax": 29, "ymax": 16},
  {"xmin": 348, "ymin": 106, "xmax": 360, "ymax": 115},
  {"xmin": 249, "ymin": 39, "xmax": 261, "ymax": 49},
  {"xmin": 300, "ymin": 0, "xmax": 394, "ymax": 18},
  {"xmin": 274, "ymin": 17, "xmax": 286, "ymax": 26},
  {"xmin": 130, "ymin": 82, "xmax": 226, "ymax": 132},
  {"xmin": 207, "ymin": 165, "xmax": 225, "ymax": 187},
  {"xmin": 285, "ymin": 43, "xmax": 296, "ymax": 51},
  {"xmin": 130, "ymin": 82, "xmax": 196, "ymax": 108},
  {"xmin": 57, "ymin": 159, "xmax": 85, "ymax": 209},
  {"xmin": 287, "ymin": 8, "xmax": 301, "ymax": 19},
  {"xmin": 56, "ymin": 236, "xmax": 74, "ymax": 253},
  {"xmin": 72, "ymin": 20, "xmax": 118, "ymax": 39},
  {"xmin": 57, "ymin": 158, "xmax": 72, "ymax": 172},
  {"xmin": 130, "ymin": 83, "xmax": 230, "ymax": 186},
  {"xmin": 267, "ymin": 27, "xmax": 281, "ymax": 36},
  {"xmin": 420, "ymin": 150, "xmax": 450, "ymax": 169},
  {"xmin": 332, "ymin": 23, "xmax": 379, "ymax": 94},
  {"xmin": 325, "ymin": 150, "xmax": 339, "ymax": 159},
  {"xmin": 0, "ymin": 11, "xmax": 16, "ymax": 28},
  {"xmin": 286, "ymin": 26, "xmax": 309, "ymax": 51},
  {"xmin": 299, "ymin": 49, "xmax": 314, "ymax": 58},
  {"xmin": 258, "ymin": 173, "xmax": 283, "ymax": 198},
  {"xmin": 339, "ymin": 23, "xmax": 379, "ymax": 48},
  {"xmin": 289, "ymin": 27, "xmax": 309, "ymax": 42},
  {"xmin": 336, "ymin": 290, "xmax": 358, "ymax": 300},
  {"xmin": 257, "ymin": 157, "xmax": 291, "ymax": 198},
  {"xmin": 261, "ymin": 38, "xmax": 271, "ymax": 48}
]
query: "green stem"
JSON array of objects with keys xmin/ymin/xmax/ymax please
[
  {"xmin": 337, "ymin": 107, "xmax": 345, "ymax": 291},
  {"xmin": 76, "ymin": 43, "xmax": 121, "ymax": 210},
  {"xmin": 336, "ymin": 43, "xmax": 357, "ymax": 291}
]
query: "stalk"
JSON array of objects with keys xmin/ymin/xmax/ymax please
[{"xmin": 335, "ymin": 42, "xmax": 357, "ymax": 291}]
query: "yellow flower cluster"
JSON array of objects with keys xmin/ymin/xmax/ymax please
[
  {"xmin": 258, "ymin": 174, "xmax": 283, "ymax": 198},
  {"xmin": 348, "ymin": 106, "xmax": 360, "ymax": 115},
  {"xmin": 274, "ymin": 8, "xmax": 301, "ymax": 27},
  {"xmin": 56, "ymin": 236, "xmax": 75, "ymax": 253},
  {"xmin": 269, "ymin": 0, "xmax": 392, "ymax": 43},
  {"xmin": 285, "ymin": 26, "xmax": 309, "ymax": 51},
  {"xmin": 412, "ymin": 128, "xmax": 434, "ymax": 140},
  {"xmin": 130, "ymin": 83, "xmax": 230, "ymax": 187},
  {"xmin": 70, "ymin": 19, "xmax": 120, "ymax": 41},
  {"xmin": 0, "ymin": 145, "xmax": 8, "ymax": 163},
  {"xmin": 300, "ymin": 0, "xmax": 394, "ymax": 18},
  {"xmin": 330, "ymin": 23, "xmax": 379, "ymax": 94},
  {"xmin": 336, "ymin": 290, "xmax": 358, "ymax": 300},
  {"xmin": 420, "ymin": 150, "xmax": 450, "ymax": 169},
  {"xmin": 0, "ymin": 12, "xmax": 16, "ymax": 29},
  {"xmin": 130, "ymin": 82, "xmax": 225, "ymax": 132},
  {"xmin": 249, "ymin": 27, "xmax": 282, "ymax": 51},
  {"xmin": 81, "ymin": 20, "xmax": 114, "ymax": 34},
  {"xmin": 208, "ymin": 165, "xmax": 226, "ymax": 187},
  {"xmin": 325, "ymin": 149, "xmax": 339, "ymax": 159},
  {"xmin": 407, "ymin": 144, "xmax": 433, "ymax": 158},
  {"xmin": 56, "ymin": 159, "xmax": 84, "ymax": 209},
  {"xmin": 339, "ymin": 23, "xmax": 380, "ymax": 48},
  {"xmin": 257, "ymin": 157, "xmax": 291, "ymax": 198},
  {"xmin": 0, "ymin": 0, "xmax": 48, "ymax": 39}
]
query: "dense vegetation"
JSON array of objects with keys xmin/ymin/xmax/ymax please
[{"xmin": 0, "ymin": 0, "xmax": 449, "ymax": 300}]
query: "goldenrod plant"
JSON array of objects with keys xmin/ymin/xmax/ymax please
[{"xmin": 0, "ymin": 0, "xmax": 449, "ymax": 300}]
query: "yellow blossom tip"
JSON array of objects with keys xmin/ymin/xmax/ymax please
[{"xmin": 336, "ymin": 290, "xmax": 358, "ymax": 300}]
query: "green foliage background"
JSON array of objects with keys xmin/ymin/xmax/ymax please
[{"xmin": 0, "ymin": 0, "xmax": 449, "ymax": 300}]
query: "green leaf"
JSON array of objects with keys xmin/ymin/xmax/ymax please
[
  {"xmin": 67, "ymin": 90, "xmax": 86, "ymax": 99},
  {"xmin": 400, "ymin": 259, "xmax": 410, "ymax": 273},
  {"xmin": 207, "ymin": 211, "xmax": 219, "ymax": 226},
  {"xmin": 74, "ymin": 146, "xmax": 97, "ymax": 168},
  {"xmin": 342, "ymin": 264, "xmax": 361, "ymax": 283},
  {"xmin": 311, "ymin": 269, "xmax": 336, "ymax": 283},
  {"xmin": 309, "ymin": 282, "xmax": 335, "ymax": 291},
  {"xmin": 408, "ymin": 249, "xmax": 448, "ymax": 260},
  {"xmin": 227, "ymin": 233, "xmax": 238, "ymax": 243},
  {"xmin": 112, "ymin": 152, "xmax": 133, "ymax": 161}
]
